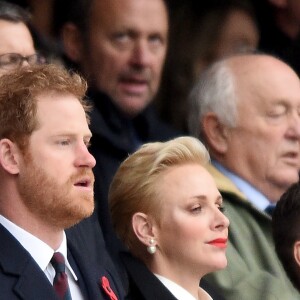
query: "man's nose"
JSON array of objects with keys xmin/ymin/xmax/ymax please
[
  {"xmin": 287, "ymin": 113, "xmax": 300, "ymax": 139},
  {"xmin": 75, "ymin": 143, "xmax": 96, "ymax": 168},
  {"xmin": 130, "ymin": 40, "xmax": 153, "ymax": 67}
]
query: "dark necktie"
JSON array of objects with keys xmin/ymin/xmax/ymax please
[
  {"xmin": 265, "ymin": 204, "xmax": 276, "ymax": 216},
  {"xmin": 51, "ymin": 252, "xmax": 72, "ymax": 300}
]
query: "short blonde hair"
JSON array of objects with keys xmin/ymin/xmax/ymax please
[{"xmin": 109, "ymin": 136, "xmax": 210, "ymax": 250}]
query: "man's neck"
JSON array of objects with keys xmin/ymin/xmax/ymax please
[{"xmin": 0, "ymin": 209, "xmax": 63, "ymax": 249}]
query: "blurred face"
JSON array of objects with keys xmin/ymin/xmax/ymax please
[
  {"xmin": 272, "ymin": 0, "xmax": 300, "ymax": 24},
  {"xmin": 286, "ymin": 0, "xmax": 300, "ymax": 32},
  {"xmin": 0, "ymin": 20, "xmax": 35, "ymax": 75},
  {"xmin": 288, "ymin": 0, "xmax": 300, "ymax": 18},
  {"xmin": 224, "ymin": 56, "xmax": 300, "ymax": 202},
  {"xmin": 17, "ymin": 93, "xmax": 96, "ymax": 229},
  {"xmin": 153, "ymin": 164, "xmax": 229, "ymax": 280},
  {"xmin": 214, "ymin": 9, "xmax": 259, "ymax": 58},
  {"xmin": 80, "ymin": 0, "xmax": 168, "ymax": 117}
]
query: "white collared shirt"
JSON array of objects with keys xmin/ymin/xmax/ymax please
[
  {"xmin": 212, "ymin": 160, "xmax": 273, "ymax": 211},
  {"xmin": 0, "ymin": 215, "xmax": 84, "ymax": 300},
  {"xmin": 155, "ymin": 274, "xmax": 213, "ymax": 300}
]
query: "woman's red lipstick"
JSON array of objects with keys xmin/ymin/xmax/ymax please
[{"xmin": 207, "ymin": 238, "xmax": 227, "ymax": 249}]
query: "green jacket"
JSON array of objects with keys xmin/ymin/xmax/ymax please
[{"xmin": 204, "ymin": 165, "xmax": 300, "ymax": 300}]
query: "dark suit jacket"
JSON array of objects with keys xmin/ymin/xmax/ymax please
[
  {"xmin": 66, "ymin": 213, "xmax": 126, "ymax": 298},
  {"xmin": 120, "ymin": 251, "xmax": 225, "ymax": 300},
  {"xmin": 0, "ymin": 221, "xmax": 124, "ymax": 300}
]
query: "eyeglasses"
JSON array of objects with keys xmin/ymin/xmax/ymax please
[{"xmin": 0, "ymin": 53, "xmax": 46, "ymax": 70}]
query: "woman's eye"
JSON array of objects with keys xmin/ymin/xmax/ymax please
[
  {"xmin": 191, "ymin": 206, "xmax": 202, "ymax": 213},
  {"xmin": 218, "ymin": 205, "xmax": 225, "ymax": 213}
]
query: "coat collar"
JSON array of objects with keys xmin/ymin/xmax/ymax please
[{"xmin": 206, "ymin": 164, "xmax": 247, "ymax": 201}]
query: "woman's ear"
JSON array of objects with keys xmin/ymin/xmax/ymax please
[
  {"xmin": 132, "ymin": 212, "xmax": 156, "ymax": 246},
  {"xmin": 61, "ymin": 23, "xmax": 84, "ymax": 63},
  {"xmin": 202, "ymin": 112, "xmax": 230, "ymax": 154},
  {"xmin": 0, "ymin": 139, "xmax": 21, "ymax": 175},
  {"xmin": 293, "ymin": 241, "xmax": 300, "ymax": 268}
]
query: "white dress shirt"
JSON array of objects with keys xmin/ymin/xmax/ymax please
[
  {"xmin": 0, "ymin": 215, "xmax": 84, "ymax": 300},
  {"xmin": 212, "ymin": 160, "xmax": 274, "ymax": 211},
  {"xmin": 155, "ymin": 274, "xmax": 213, "ymax": 300}
]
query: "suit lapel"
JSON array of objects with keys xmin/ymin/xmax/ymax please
[
  {"xmin": 67, "ymin": 246, "xmax": 90, "ymax": 299},
  {"xmin": 120, "ymin": 251, "xmax": 178, "ymax": 300},
  {"xmin": 13, "ymin": 261, "xmax": 58, "ymax": 299},
  {"xmin": 67, "ymin": 237, "xmax": 124, "ymax": 300},
  {"xmin": 0, "ymin": 224, "xmax": 59, "ymax": 300}
]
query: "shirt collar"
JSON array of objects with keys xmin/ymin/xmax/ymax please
[
  {"xmin": 0, "ymin": 215, "xmax": 77, "ymax": 280},
  {"xmin": 154, "ymin": 274, "xmax": 212, "ymax": 300},
  {"xmin": 212, "ymin": 161, "xmax": 272, "ymax": 211}
]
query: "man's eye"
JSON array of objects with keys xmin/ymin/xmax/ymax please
[
  {"xmin": 58, "ymin": 140, "xmax": 70, "ymax": 146},
  {"xmin": 149, "ymin": 35, "xmax": 164, "ymax": 47},
  {"xmin": 113, "ymin": 33, "xmax": 130, "ymax": 44},
  {"xmin": 267, "ymin": 106, "xmax": 287, "ymax": 119},
  {"xmin": 84, "ymin": 141, "xmax": 91, "ymax": 148},
  {"xmin": 268, "ymin": 112, "xmax": 285, "ymax": 118}
]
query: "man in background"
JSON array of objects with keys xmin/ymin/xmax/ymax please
[
  {"xmin": 188, "ymin": 53, "xmax": 300, "ymax": 299},
  {"xmin": 55, "ymin": 0, "xmax": 179, "ymax": 252}
]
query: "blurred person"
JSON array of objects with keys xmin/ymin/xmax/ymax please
[
  {"xmin": 188, "ymin": 53, "xmax": 300, "ymax": 299},
  {"xmin": 6, "ymin": 0, "xmax": 62, "ymax": 63},
  {"xmin": 253, "ymin": 0, "xmax": 300, "ymax": 75},
  {"xmin": 0, "ymin": 64, "xmax": 123, "ymax": 299},
  {"xmin": 156, "ymin": 0, "xmax": 259, "ymax": 132},
  {"xmin": 54, "ymin": 0, "xmax": 179, "ymax": 253},
  {"xmin": 109, "ymin": 136, "xmax": 229, "ymax": 300},
  {"xmin": 272, "ymin": 182, "xmax": 300, "ymax": 293},
  {"xmin": 0, "ymin": 0, "xmax": 45, "ymax": 75}
]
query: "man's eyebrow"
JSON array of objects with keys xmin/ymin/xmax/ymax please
[{"xmin": 49, "ymin": 132, "xmax": 92, "ymax": 138}]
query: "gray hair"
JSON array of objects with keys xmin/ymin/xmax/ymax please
[
  {"xmin": 0, "ymin": 1, "xmax": 30, "ymax": 24},
  {"xmin": 188, "ymin": 59, "xmax": 237, "ymax": 139}
]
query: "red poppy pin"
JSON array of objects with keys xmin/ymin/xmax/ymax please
[{"xmin": 100, "ymin": 276, "xmax": 118, "ymax": 300}]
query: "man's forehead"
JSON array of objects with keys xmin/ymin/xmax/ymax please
[
  {"xmin": 35, "ymin": 93, "xmax": 84, "ymax": 117},
  {"xmin": 90, "ymin": 0, "xmax": 168, "ymax": 28}
]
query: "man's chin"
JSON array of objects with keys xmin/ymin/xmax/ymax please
[
  {"xmin": 60, "ymin": 200, "xmax": 94, "ymax": 229},
  {"xmin": 116, "ymin": 95, "xmax": 151, "ymax": 117}
]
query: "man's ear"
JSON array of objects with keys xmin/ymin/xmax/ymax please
[
  {"xmin": 0, "ymin": 139, "xmax": 21, "ymax": 175},
  {"xmin": 61, "ymin": 23, "xmax": 84, "ymax": 63},
  {"xmin": 268, "ymin": 0, "xmax": 287, "ymax": 9},
  {"xmin": 132, "ymin": 212, "xmax": 156, "ymax": 246},
  {"xmin": 293, "ymin": 241, "xmax": 300, "ymax": 268},
  {"xmin": 202, "ymin": 113, "xmax": 230, "ymax": 154}
]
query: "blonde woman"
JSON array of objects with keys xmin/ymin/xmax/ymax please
[{"xmin": 109, "ymin": 137, "xmax": 229, "ymax": 300}]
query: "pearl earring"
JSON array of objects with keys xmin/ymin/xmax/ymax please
[{"xmin": 147, "ymin": 238, "xmax": 156, "ymax": 254}]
